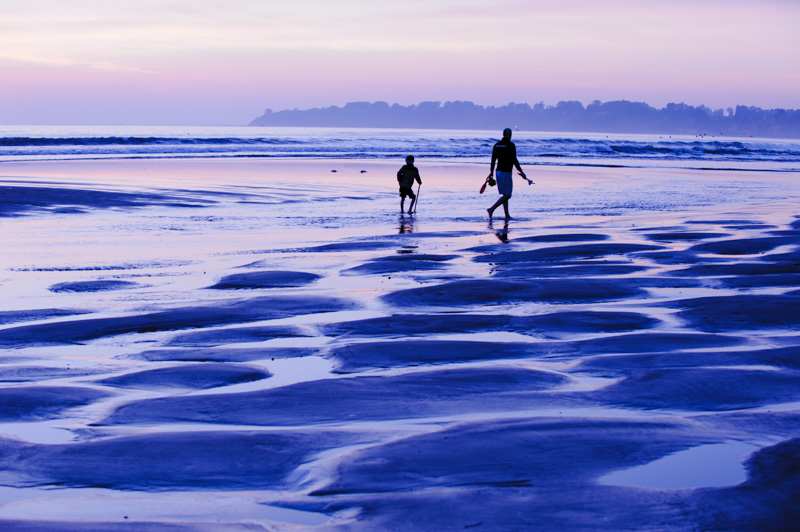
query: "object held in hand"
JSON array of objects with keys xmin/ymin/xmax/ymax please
[{"xmin": 479, "ymin": 175, "xmax": 495, "ymax": 194}]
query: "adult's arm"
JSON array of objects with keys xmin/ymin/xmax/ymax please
[
  {"xmin": 514, "ymin": 159, "xmax": 526, "ymax": 177},
  {"xmin": 512, "ymin": 145, "xmax": 526, "ymax": 177}
]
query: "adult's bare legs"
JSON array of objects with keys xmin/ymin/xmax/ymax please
[{"xmin": 488, "ymin": 194, "xmax": 512, "ymax": 220}]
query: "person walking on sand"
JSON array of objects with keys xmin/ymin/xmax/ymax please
[
  {"xmin": 487, "ymin": 128, "xmax": 531, "ymax": 221},
  {"xmin": 397, "ymin": 155, "xmax": 422, "ymax": 214}
]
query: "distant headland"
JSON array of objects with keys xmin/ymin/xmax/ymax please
[{"xmin": 250, "ymin": 100, "xmax": 800, "ymax": 139}]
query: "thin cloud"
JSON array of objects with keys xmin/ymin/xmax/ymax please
[
  {"xmin": 0, "ymin": 50, "xmax": 157, "ymax": 74},
  {"xmin": 1, "ymin": 0, "xmax": 797, "ymax": 124}
]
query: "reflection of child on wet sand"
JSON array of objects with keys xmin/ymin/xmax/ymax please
[{"xmin": 397, "ymin": 155, "xmax": 422, "ymax": 214}]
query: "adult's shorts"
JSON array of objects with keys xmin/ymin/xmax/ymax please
[{"xmin": 495, "ymin": 170, "xmax": 513, "ymax": 196}]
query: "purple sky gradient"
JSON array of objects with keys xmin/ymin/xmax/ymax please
[{"xmin": 1, "ymin": 0, "xmax": 798, "ymax": 125}]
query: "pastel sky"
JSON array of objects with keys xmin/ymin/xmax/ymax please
[{"xmin": 2, "ymin": 0, "xmax": 799, "ymax": 125}]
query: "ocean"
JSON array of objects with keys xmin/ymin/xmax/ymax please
[{"xmin": 1, "ymin": 125, "xmax": 799, "ymax": 172}]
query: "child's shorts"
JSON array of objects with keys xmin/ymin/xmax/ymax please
[{"xmin": 399, "ymin": 186, "xmax": 416, "ymax": 199}]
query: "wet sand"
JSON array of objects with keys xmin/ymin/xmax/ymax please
[{"xmin": 1, "ymin": 158, "xmax": 799, "ymax": 530}]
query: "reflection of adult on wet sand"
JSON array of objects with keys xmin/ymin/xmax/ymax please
[
  {"xmin": 491, "ymin": 220, "xmax": 510, "ymax": 242},
  {"xmin": 487, "ymin": 128, "xmax": 531, "ymax": 221}
]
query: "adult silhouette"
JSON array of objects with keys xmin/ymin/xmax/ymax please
[{"xmin": 487, "ymin": 128, "xmax": 531, "ymax": 220}]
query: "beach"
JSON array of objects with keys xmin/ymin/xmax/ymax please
[{"xmin": 1, "ymin": 152, "xmax": 800, "ymax": 530}]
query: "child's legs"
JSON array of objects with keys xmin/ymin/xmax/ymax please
[{"xmin": 400, "ymin": 187, "xmax": 415, "ymax": 212}]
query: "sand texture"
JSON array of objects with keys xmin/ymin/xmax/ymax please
[{"xmin": 0, "ymin": 159, "xmax": 799, "ymax": 530}]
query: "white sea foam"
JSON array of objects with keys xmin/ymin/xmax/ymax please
[{"xmin": 1, "ymin": 126, "xmax": 799, "ymax": 171}]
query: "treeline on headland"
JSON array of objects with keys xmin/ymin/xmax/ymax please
[{"xmin": 249, "ymin": 100, "xmax": 800, "ymax": 138}]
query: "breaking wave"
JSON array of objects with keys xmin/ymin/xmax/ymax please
[{"xmin": 1, "ymin": 126, "xmax": 798, "ymax": 170}]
